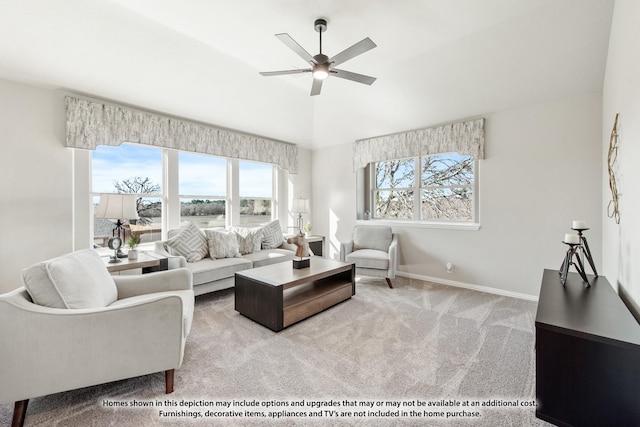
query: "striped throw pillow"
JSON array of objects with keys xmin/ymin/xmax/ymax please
[
  {"xmin": 261, "ymin": 220, "xmax": 284, "ymax": 249},
  {"xmin": 165, "ymin": 222, "xmax": 208, "ymax": 262}
]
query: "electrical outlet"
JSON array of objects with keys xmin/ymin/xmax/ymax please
[{"xmin": 446, "ymin": 262, "xmax": 453, "ymax": 274}]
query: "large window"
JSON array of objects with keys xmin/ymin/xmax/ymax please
[
  {"xmin": 91, "ymin": 144, "xmax": 279, "ymax": 246},
  {"xmin": 373, "ymin": 152, "xmax": 476, "ymax": 222},
  {"xmin": 179, "ymin": 152, "xmax": 227, "ymax": 229},
  {"xmin": 92, "ymin": 143, "xmax": 163, "ymax": 245},
  {"xmin": 239, "ymin": 160, "xmax": 273, "ymax": 226}
]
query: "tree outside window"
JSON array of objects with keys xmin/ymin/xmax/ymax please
[{"xmin": 374, "ymin": 153, "xmax": 475, "ymax": 222}]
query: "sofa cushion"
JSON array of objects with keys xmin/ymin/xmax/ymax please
[
  {"xmin": 346, "ymin": 249, "xmax": 390, "ymax": 270},
  {"xmin": 230, "ymin": 226, "xmax": 263, "ymax": 255},
  {"xmin": 184, "ymin": 257, "xmax": 252, "ymax": 285},
  {"xmin": 205, "ymin": 229, "xmax": 241, "ymax": 259},
  {"xmin": 165, "ymin": 222, "xmax": 208, "ymax": 262},
  {"xmin": 261, "ymin": 220, "xmax": 284, "ymax": 249},
  {"xmin": 22, "ymin": 249, "xmax": 117, "ymax": 309},
  {"xmin": 243, "ymin": 248, "xmax": 295, "ymax": 268},
  {"xmin": 353, "ymin": 225, "xmax": 392, "ymax": 252}
]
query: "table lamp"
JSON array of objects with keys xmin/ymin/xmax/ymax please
[
  {"xmin": 95, "ymin": 193, "xmax": 139, "ymax": 258},
  {"xmin": 292, "ymin": 197, "xmax": 309, "ymax": 234}
]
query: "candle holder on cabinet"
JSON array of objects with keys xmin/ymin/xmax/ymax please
[
  {"xmin": 572, "ymin": 228, "xmax": 598, "ymax": 277},
  {"xmin": 560, "ymin": 241, "xmax": 589, "ymax": 286}
]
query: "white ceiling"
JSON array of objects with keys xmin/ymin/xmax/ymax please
[{"xmin": 0, "ymin": 0, "xmax": 614, "ymax": 149}]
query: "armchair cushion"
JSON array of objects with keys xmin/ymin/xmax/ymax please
[
  {"xmin": 346, "ymin": 249, "xmax": 390, "ymax": 270},
  {"xmin": 353, "ymin": 225, "xmax": 392, "ymax": 252},
  {"xmin": 21, "ymin": 249, "xmax": 117, "ymax": 309}
]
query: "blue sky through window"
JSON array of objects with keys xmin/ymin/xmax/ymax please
[{"xmin": 93, "ymin": 144, "xmax": 272, "ymax": 197}]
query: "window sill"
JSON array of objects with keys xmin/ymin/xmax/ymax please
[{"xmin": 356, "ymin": 219, "xmax": 480, "ymax": 231}]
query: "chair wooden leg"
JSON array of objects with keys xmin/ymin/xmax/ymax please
[
  {"xmin": 12, "ymin": 399, "xmax": 28, "ymax": 427},
  {"xmin": 385, "ymin": 278, "xmax": 393, "ymax": 289},
  {"xmin": 165, "ymin": 369, "xmax": 175, "ymax": 394}
]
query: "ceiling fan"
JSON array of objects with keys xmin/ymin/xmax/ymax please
[{"xmin": 259, "ymin": 18, "xmax": 377, "ymax": 96}]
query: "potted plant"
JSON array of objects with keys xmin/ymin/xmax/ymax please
[
  {"xmin": 127, "ymin": 233, "xmax": 141, "ymax": 260},
  {"xmin": 304, "ymin": 221, "xmax": 312, "ymax": 238}
]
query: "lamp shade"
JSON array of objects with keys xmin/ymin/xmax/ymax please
[
  {"xmin": 95, "ymin": 194, "xmax": 139, "ymax": 220},
  {"xmin": 292, "ymin": 198, "xmax": 309, "ymax": 214}
]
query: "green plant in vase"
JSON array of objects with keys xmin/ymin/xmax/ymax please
[{"xmin": 127, "ymin": 233, "xmax": 141, "ymax": 260}]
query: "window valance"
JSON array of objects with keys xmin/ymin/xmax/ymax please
[
  {"xmin": 65, "ymin": 96, "xmax": 298, "ymax": 174},
  {"xmin": 353, "ymin": 118, "xmax": 485, "ymax": 170}
]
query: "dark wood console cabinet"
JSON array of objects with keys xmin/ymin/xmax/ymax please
[{"xmin": 535, "ymin": 269, "xmax": 640, "ymax": 426}]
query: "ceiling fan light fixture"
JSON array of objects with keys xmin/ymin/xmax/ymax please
[{"xmin": 313, "ymin": 64, "xmax": 329, "ymax": 80}]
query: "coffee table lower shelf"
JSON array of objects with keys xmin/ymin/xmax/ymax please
[{"xmin": 235, "ymin": 259, "xmax": 355, "ymax": 331}]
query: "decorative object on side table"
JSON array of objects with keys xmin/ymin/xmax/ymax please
[
  {"xmin": 304, "ymin": 221, "xmax": 312, "ymax": 237},
  {"xmin": 292, "ymin": 197, "xmax": 309, "ymax": 234},
  {"xmin": 287, "ymin": 233, "xmax": 311, "ymax": 269},
  {"xmin": 95, "ymin": 193, "xmax": 139, "ymax": 258},
  {"xmin": 107, "ymin": 237, "xmax": 123, "ymax": 264},
  {"xmin": 127, "ymin": 233, "xmax": 140, "ymax": 260}
]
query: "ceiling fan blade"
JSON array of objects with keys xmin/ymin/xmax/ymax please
[
  {"xmin": 310, "ymin": 78, "xmax": 323, "ymax": 96},
  {"xmin": 275, "ymin": 33, "xmax": 317, "ymax": 65},
  {"xmin": 260, "ymin": 69, "xmax": 311, "ymax": 77},
  {"xmin": 329, "ymin": 37, "xmax": 377, "ymax": 67},
  {"xmin": 331, "ymin": 69, "xmax": 377, "ymax": 85}
]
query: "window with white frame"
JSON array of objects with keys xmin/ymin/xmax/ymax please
[
  {"xmin": 91, "ymin": 144, "xmax": 279, "ymax": 246},
  {"xmin": 239, "ymin": 160, "xmax": 274, "ymax": 226},
  {"xmin": 92, "ymin": 143, "xmax": 163, "ymax": 245},
  {"xmin": 373, "ymin": 152, "xmax": 476, "ymax": 222},
  {"xmin": 179, "ymin": 152, "xmax": 227, "ymax": 229}
]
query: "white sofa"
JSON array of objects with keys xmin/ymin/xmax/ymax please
[
  {"xmin": 154, "ymin": 221, "xmax": 295, "ymax": 296},
  {"xmin": 0, "ymin": 249, "xmax": 194, "ymax": 427}
]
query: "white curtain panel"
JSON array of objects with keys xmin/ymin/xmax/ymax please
[
  {"xmin": 65, "ymin": 96, "xmax": 298, "ymax": 174},
  {"xmin": 353, "ymin": 117, "xmax": 485, "ymax": 170}
]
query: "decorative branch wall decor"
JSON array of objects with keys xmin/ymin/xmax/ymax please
[{"xmin": 607, "ymin": 113, "xmax": 620, "ymax": 224}]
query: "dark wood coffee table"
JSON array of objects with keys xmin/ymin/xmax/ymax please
[{"xmin": 235, "ymin": 258, "xmax": 355, "ymax": 331}]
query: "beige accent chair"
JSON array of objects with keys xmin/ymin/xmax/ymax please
[
  {"xmin": 340, "ymin": 225, "xmax": 398, "ymax": 288},
  {"xmin": 0, "ymin": 249, "xmax": 194, "ymax": 427}
]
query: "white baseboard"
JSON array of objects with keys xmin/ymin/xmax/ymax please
[{"xmin": 396, "ymin": 271, "xmax": 539, "ymax": 302}]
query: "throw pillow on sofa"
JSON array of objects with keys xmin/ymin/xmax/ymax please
[
  {"xmin": 261, "ymin": 219, "xmax": 284, "ymax": 249},
  {"xmin": 229, "ymin": 226, "xmax": 263, "ymax": 255},
  {"xmin": 205, "ymin": 229, "xmax": 241, "ymax": 259},
  {"xmin": 165, "ymin": 222, "xmax": 208, "ymax": 262}
]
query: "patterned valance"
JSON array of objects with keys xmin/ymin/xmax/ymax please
[
  {"xmin": 65, "ymin": 96, "xmax": 298, "ymax": 174},
  {"xmin": 353, "ymin": 118, "xmax": 485, "ymax": 170}
]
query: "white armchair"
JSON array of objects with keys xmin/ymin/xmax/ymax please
[
  {"xmin": 340, "ymin": 225, "xmax": 398, "ymax": 288},
  {"xmin": 0, "ymin": 249, "xmax": 194, "ymax": 427}
]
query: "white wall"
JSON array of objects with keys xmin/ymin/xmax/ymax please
[
  {"xmin": 0, "ymin": 79, "xmax": 71, "ymax": 293},
  {"xmin": 313, "ymin": 93, "xmax": 602, "ymax": 298},
  {"xmin": 0, "ymin": 78, "xmax": 314, "ymax": 294},
  {"xmin": 602, "ymin": 0, "xmax": 640, "ymax": 317}
]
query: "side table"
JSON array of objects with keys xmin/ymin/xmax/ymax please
[
  {"xmin": 102, "ymin": 252, "xmax": 168, "ymax": 274},
  {"xmin": 306, "ymin": 235, "xmax": 325, "ymax": 257}
]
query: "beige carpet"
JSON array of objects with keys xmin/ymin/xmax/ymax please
[{"xmin": 1, "ymin": 276, "xmax": 550, "ymax": 426}]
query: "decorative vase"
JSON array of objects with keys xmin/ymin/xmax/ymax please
[{"xmin": 128, "ymin": 249, "xmax": 138, "ymax": 260}]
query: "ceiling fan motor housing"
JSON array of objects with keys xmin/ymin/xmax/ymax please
[{"xmin": 314, "ymin": 19, "xmax": 327, "ymax": 33}]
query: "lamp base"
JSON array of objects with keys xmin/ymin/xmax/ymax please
[{"xmin": 292, "ymin": 258, "xmax": 310, "ymax": 269}]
